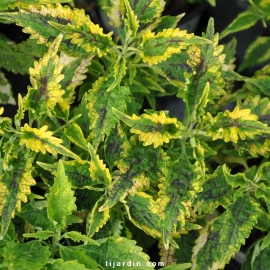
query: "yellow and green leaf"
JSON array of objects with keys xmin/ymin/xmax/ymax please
[
  {"xmin": 0, "ymin": 4, "xmax": 86, "ymax": 56},
  {"xmin": 128, "ymin": 0, "xmax": 165, "ymax": 24},
  {"xmin": 23, "ymin": 34, "xmax": 65, "ymax": 119},
  {"xmin": 0, "ymin": 0, "xmax": 72, "ymax": 10},
  {"xmin": 63, "ymin": 231, "xmax": 100, "ymax": 245},
  {"xmin": 233, "ymin": 96, "xmax": 270, "ymax": 157},
  {"xmin": 140, "ymin": 28, "xmax": 194, "ymax": 65},
  {"xmin": 20, "ymin": 123, "xmax": 80, "ymax": 160},
  {"xmin": 0, "ymin": 149, "xmax": 36, "ymax": 239},
  {"xmin": 204, "ymin": 106, "xmax": 270, "ymax": 144},
  {"xmin": 48, "ymin": 9, "xmax": 114, "ymax": 57},
  {"xmin": 113, "ymin": 108, "xmax": 182, "ymax": 148},
  {"xmin": 123, "ymin": 0, "xmax": 139, "ymax": 37},
  {"xmin": 88, "ymin": 143, "xmax": 112, "ymax": 186},
  {"xmin": 87, "ymin": 198, "xmax": 110, "ymax": 238}
]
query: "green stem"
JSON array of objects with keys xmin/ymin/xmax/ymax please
[
  {"xmin": 51, "ymin": 231, "xmax": 61, "ymax": 257},
  {"xmin": 52, "ymin": 114, "xmax": 82, "ymax": 135}
]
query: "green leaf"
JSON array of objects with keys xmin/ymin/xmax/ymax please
[
  {"xmin": 0, "ymin": 72, "xmax": 15, "ymax": 105},
  {"xmin": 184, "ymin": 18, "xmax": 225, "ymax": 119},
  {"xmin": 14, "ymin": 94, "xmax": 24, "ymax": 129},
  {"xmin": 105, "ymin": 123, "xmax": 129, "ymax": 169},
  {"xmin": 3, "ymin": 240, "xmax": 50, "ymax": 270},
  {"xmin": 0, "ymin": 149, "xmax": 35, "ymax": 239},
  {"xmin": 65, "ymin": 214, "xmax": 83, "ymax": 226},
  {"xmin": 135, "ymin": 69, "xmax": 166, "ymax": 93},
  {"xmin": 112, "ymin": 108, "xmax": 182, "ymax": 148},
  {"xmin": 107, "ymin": 57, "xmax": 127, "ymax": 92},
  {"xmin": 172, "ymin": 231, "xmax": 199, "ymax": 264},
  {"xmin": 99, "ymin": 140, "xmax": 169, "ymax": 211},
  {"xmin": 62, "ymin": 231, "xmax": 100, "ymax": 245},
  {"xmin": 64, "ymin": 123, "xmax": 88, "ymax": 151},
  {"xmin": 125, "ymin": 192, "xmax": 164, "ymax": 245},
  {"xmin": 239, "ymin": 36, "xmax": 270, "ymax": 71},
  {"xmin": 74, "ymin": 94, "xmax": 91, "ymax": 138},
  {"xmin": 256, "ymin": 210, "xmax": 270, "ymax": 231},
  {"xmin": 193, "ymin": 165, "xmax": 235, "ymax": 215},
  {"xmin": 46, "ymin": 160, "xmax": 76, "ymax": 230},
  {"xmin": 153, "ymin": 14, "xmax": 183, "ymax": 33},
  {"xmin": 20, "ymin": 124, "xmax": 80, "ymax": 160},
  {"xmin": 23, "ymin": 230, "xmax": 55, "ymax": 240},
  {"xmin": 128, "ymin": 0, "xmax": 165, "ymax": 24},
  {"xmin": 0, "ymin": 36, "xmax": 47, "ymax": 75},
  {"xmin": 192, "ymin": 196, "xmax": 259, "ymax": 270},
  {"xmin": 37, "ymin": 159, "xmax": 97, "ymax": 188},
  {"xmin": 156, "ymin": 155, "xmax": 202, "ymax": 248},
  {"xmin": 162, "ymin": 263, "xmax": 192, "ymax": 270},
  {"xmin": 59, "ymin": 246, "xmax": 99, "ymax": 269},
  {"xmin": 44, "ymin": 259, "xmax": 88, "ymax": 270},
  {"xmin": 140, "ymin": 28, "xmax": 209, "ymax": 65},
  {"xmin": 244, "ymin": 76, "xmax": 270, "ymax": 101},
  {"xmin": 86, "ymin": 76, "xmax": 130, "ymax": 149},
  {"xmin": 0, "ymin": 221, "xmax": 14, "ymax": 247},
  {"xmin": 87, "ymin": 198, "xmax": 110, "ymax": 238},
  {"xmin": 78, "ymin": 235, "xmax": 154, "ymax": 269},
  {"xmin": 204, "ymin": 106, "xmax": 270, "ymax": 143},
  {"xmin": 16, "ymin": 204, "xmax": 55, "ymax": 231},
  {"xmin": 123, "ymin": 0, "xmax": 139, "ymax": 37},
  {"xmin": 155, "ymin": 51, "xmax": 191, "ymax": 87},
  {"xmin": 220, "ymin": 7, "xmax": 264, "ymax": 39},
  {"xmin": 252, "ymin": 246, "xmax": 270, "ymax": 270}
]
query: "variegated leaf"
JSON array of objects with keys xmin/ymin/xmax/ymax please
[
  {"xmin": 204, "ymin": 106, "xmax": 270, "ymax": 144},
  {"xmin": 20, "ymin": 124, "xmax": 80, "ymax": 160},
  {"xmin": 112, "ymin": 108, "xmax": 182, "ymax": 148},
  {"xmin": 23, "ymin": 34, "xmax": 65, "ymax": 119},
  {"xmin": 86, "ymin": 76, "xmax": 130, "ymax": 149},
  {"xmin": 0, "ymin": 149, "xmax": 35, "ymax": 239}
]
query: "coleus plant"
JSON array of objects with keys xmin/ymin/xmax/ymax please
[{"xmin": 0, "ymin": 0, "xmax": 270, "ymax": 269}]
